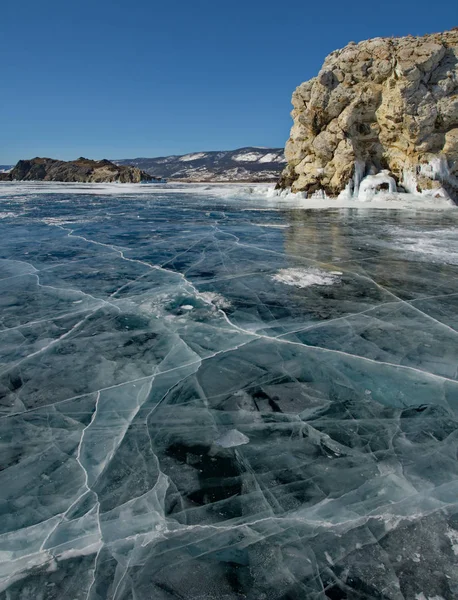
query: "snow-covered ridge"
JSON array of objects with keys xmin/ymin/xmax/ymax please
[
  {"xmin": 114, "ymin": 147, "xmax": 286, "ymax": 182},
  {"xmin": 233, "ymin": 151, "xmax": 286, "ymax": 163},
  {"xmin": 259, "ymin": 153, "xmax": 286, "ymax": 163},
  {"xmin": 233, "ymin": 153, "xmax": 263, "ymax": 162},
  {"xmin": 179, "ymin": 153, "xmax": 207, "ymax": 162}
]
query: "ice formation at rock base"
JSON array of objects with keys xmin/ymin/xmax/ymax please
[
  {"xmin": 0, "ymin": 182, "xmax": 457, "ymax": 599},
  {"xmin": 279, "ymin": 158, "xmax": 456, "ymax": 206}
]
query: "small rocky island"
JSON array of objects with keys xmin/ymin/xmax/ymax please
[
  {"xmin": 0, "ymin": 157, "xmax": 160, "ymax": 183},
  {"xmin": 279, "ymin": 29, "xmax": 458, "ymax": 202}
]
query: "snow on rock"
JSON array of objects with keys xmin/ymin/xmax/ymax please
[
  {"xmin": 115, "ymin": 148, "xmax": 285, "ymax": 182},
  {"xmin": 258, "ymin": 153, "xmax": 277, "ymax": 163},
  {"xmin": 179, "ymin": 153, "xmax": 207, "ymax": 162},
  {"xmin": 272, "ymin": 267, "xmax": 341, "ymax": 288},
  {"xmin": 215, "ymin": 429, "xmax": 250, "ymax": 448},
  {"xmin": 258, "ymin": 153, "xmax": 287, "ymax": 164},
  {"xmin": 233, "ymin": 153, "xmax": 263, "ymax": 162}
]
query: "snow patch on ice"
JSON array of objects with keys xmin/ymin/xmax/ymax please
[
  {"xmin": 200, "ymin": 292, "xmax": 232, "ymax": 310},
  {"xmin": 385, "ymin": 226, "xmax": 458, "ymax": 265},
  {"xmin": 215, "ymin": 429, "xmax": 250, "ymax": 448},
  {"xmin": 272, "ymin": 268, "xmax": 341, "ymax": 288}
]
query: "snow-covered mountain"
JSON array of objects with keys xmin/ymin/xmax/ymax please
[{"xmin": 114, "ymin": 147, "xmax": 286, "ymax": 182}]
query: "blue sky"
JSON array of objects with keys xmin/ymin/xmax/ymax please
[{"xmin": 1, "ymin": 0, "xmax": 456, "ymax": 163}]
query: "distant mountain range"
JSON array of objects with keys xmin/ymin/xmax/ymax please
[
  {"xmin": 114, "ymin": 147, "xmax": 286, "ymax": 182},
  {"xmin": 0, "ymin": 165, "xmax": 12, "ymax": 173}
]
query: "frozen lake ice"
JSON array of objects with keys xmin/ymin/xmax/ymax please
[{"xmin": 1, "ymin": 183, "xmax": 458, "ymax": 599}]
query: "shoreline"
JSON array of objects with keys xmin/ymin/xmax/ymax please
[{"xmin": 0, "ymin": 180, "xmax": 455, "ymax": 210}]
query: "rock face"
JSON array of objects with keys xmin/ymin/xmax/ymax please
[
  {"xmin": 0, "ymin": 157, "xmax": 158, "ymax": 183},
  {"xmin": 115, "ymin": 147, "xmax": 286, "ymax": 182},
  {"xmin": 279, "ymin": 29, "xmax": 458, "ymax": 202}
]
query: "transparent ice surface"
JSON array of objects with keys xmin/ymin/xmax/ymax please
[{"xmin": 0, "ymin": 183, "xmax": 458, "ymax": 599}]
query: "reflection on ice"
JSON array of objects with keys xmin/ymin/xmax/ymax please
[{"xmin": 0, "ymin": 183, "xmax": 458, "ymax": 599}]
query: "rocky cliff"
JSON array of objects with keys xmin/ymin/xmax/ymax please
[
  {"xmin": 0, "ymin": 157, "xmax": 159, "ymax": 183},
  {"xmin": 279, "ymin": 29, "xmax": 458, "ymax": 202}
]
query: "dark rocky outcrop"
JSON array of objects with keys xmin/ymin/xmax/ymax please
[{"xmin": 0, "ymin": 157, "xmax": 160, "ymax": 183}]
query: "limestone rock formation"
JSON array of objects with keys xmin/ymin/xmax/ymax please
[
  {"xmin": 0, "ymin": 157, "xmax": 159, "ymax": 183},
  {"xmin": 279, "ymin": 29, "xmax": 458, "ymax": 202}
]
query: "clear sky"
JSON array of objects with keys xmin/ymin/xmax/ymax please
[{"xmin": 1, "ymin": 0, "xmax": 456, "ymax": 163}]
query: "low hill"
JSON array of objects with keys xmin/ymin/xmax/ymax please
[{"xmin": 0, "ymin": 157, "xmax": 159, "ymax": 183}]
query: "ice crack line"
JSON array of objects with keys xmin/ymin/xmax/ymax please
[
  {"xmin": 39, "ymin": 391, "xmax": 103, "ymax": 575},
  {"xmin": 355, "ymin": 271, "xmax": 458, "ymax": 337},
  {"xmin": 0, "ymin": 306, "xmax": 94, "ymax": 334},
  {"xmin": 0, "ymin": 335, "xmax": 257, "ymax": 421},
  {"xmin": 50, "ymin": 224, "xmax": 458, "ymax": 385},
  {"xmin": 53, "ymin": 224, "xmax": 243, "ymax": 315},
  {"xmin": 0, "ymin": 303, "xmax": 114, "ymax": 377},
  {"xmin": 34, "ymin": 275, "xmax": 121, "ymax": 311},
  {"xmin": 213, "ymin": 224, "xmax": 458, "ymax": 336}
]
